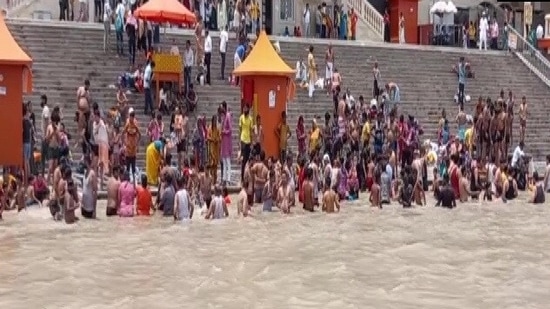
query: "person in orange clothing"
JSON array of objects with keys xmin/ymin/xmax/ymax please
[
  {"xmin": 350, "ymin": 8, "xmax": 358, "ymax": 40},
  {"xmin": 136, "ymin": 174, "xmax": 153, "ymax": 216}
]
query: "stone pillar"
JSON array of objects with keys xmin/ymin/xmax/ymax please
[
  {"xmin": 545, "ymin": 14, "xmax": 550, "ymax": 38},
  {"xmin": 89, "ymin": 0, "xmax": 95, "ymax": 23}
]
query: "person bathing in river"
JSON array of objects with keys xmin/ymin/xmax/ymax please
[
  {"xmin": 206, "ymin": 185, "xmax": 229, "ymax": 219},
  {"xmin": 237, "ymin": 181, "xmax": 250, "ymax": 216},
  {"xmin": 322, "ymin": 181, "xmax": 340, "ymax": 213},
  {"xmin": 118, "ymin": 171, "xmax": 136, "ymax": 217},
  {"xmin": 106, "ymin": 166, "xmax": 121, "ymax": 216},
  {"xmin": 81, "ymin": 156, "xmax": 98, "ymax": 219},
  {"xmin": 136, "ymin": 174, "xmax": 153, "ymax": 216},
  {"xmin": 174, "ymin": 176, "xmax": 193, "ymax": 220},
  {"xmin": 262, "ymin": 170, "xmax": 277, "ymax": 212},
  {"xmin": 303, "ymin": 167, "xmax": 316, "ymax": 212},
  {"xmin": 277, "ymin": 170, "xmax": 293, "ymax": 214},
  {"xmin": 458, "ymin": 166, "xmax": 479, "ymax": 202}
]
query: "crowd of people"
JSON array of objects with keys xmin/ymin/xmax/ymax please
[{"xmin": 2, "ymin": 6, "xmax": 548, "ymax": 223}]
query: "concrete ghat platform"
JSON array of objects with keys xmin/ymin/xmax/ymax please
[{"xmin": 6, "ymin": 17, "xmax": 506, "ymax": 56}]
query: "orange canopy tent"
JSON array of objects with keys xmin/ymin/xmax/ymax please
[
  {"xmin": 0, "ymin": 13, "xmax": 33, "ymax": 167},
  {"xmin": 233, "ymin": 31, "xmax": 295, "ymax": 159},
  {"xmin": 135, "ymin": 0, "xmax": 196, "ymax": 24}
]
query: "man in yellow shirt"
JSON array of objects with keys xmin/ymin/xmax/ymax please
[
  {"xmin": 361, "ymin": 118, "xmax": 371, "ymax": 149},
  {"xmin": 239, "ymin": 105, "xmax": 254, "ymax": 181},
  {"xmin": 276, "ymin": 111, "xmax": 291, "ymax": 162}
]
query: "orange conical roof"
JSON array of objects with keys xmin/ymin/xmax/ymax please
[
  {"xmin": 233, "ymin": 31, "xmax": 294, "ymax": 76},
  {"xmin": 0, "ymin": 14, "xmax": 32, "ymax": 65}
]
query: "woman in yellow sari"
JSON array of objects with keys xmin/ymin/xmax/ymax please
[
  {"xmin": 207, "ymin": 115, "xmax": 221, "ymax": 182},
  {"xmin": 309, "ymin": 119, "xmax": 321, "ymax": 157},
  {"xmin": 145, "ymin": 138, "xmax": 165, "ymax": 186}
]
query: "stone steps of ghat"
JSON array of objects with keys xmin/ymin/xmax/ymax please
[{"xmin": 7, "ymin": 19, "xmax": 550, "ymax": 168}]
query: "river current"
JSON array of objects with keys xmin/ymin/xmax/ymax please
[{"xmin": 1, "ymin": 195, "xmax": 549, "ymax": 309}]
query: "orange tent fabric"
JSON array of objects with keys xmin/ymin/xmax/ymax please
[
  {"xmin": 0, "ymin": 14, "xmax": 33, "ymax": 93},
  {"xmin": 135, "ymin": 0, "xmax": 196, "ymax": 24},
  {"xmin": 233, "ymin": 31, "xmax": 295, "ymax": 77}
]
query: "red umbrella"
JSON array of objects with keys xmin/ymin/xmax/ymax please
[{"xmin": 135, "ymin": 0, "xmax": 196, "ymax": 24}]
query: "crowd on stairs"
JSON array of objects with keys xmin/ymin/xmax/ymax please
[{"xmin": 3, "ymin": 2, "xmax": 550, "ymax": 225}]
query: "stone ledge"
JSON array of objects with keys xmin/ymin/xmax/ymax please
[{"xmin": 7, "ymin": 17, "xmax": 507, "ymax": 56}]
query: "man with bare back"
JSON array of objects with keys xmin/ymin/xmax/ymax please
[
  {"xmin": 494, "ymin": 101, "xmax": 507, "ymax": 165},
  {"xmin": 369, "ymin": 173, "xmax": 382, "ymax": 208},
  {"xmin": 106, "ymin": 166, "xmax": 121, "ymax": 216},
  {"xmin": 252, "ymin": 151, "xmax": 268, "ymax": 204},
  {"xmin": 519, "ymin": 96, "xmax": 527, "ymax": 143},
  {"xmin": 237, "ymin": 181, "xmax": 250, "ymax": 216},
  {"xmin": 337, "ymin": 95, "xmax": 346, "ymax": 118},
  {"xmin": 504, "ymin": 102, "xmax": 513, "ymax": 156},
  {"xmin": 303, "ymin": 167, "xmax": 315, "ymax": 212},
  {"xmin": 76, "ymin": 79, "xmax": 91, "ymax": 136},
  {"xmin": 198, "ymin": 166, "xmax": 213, "ymax": 208},
  {"xmin": 455, "ymin": 106, "xmax": 467, "ymax": 142},
  {"xmin": 322, "ymin": 182, "xmax": 340, "ymax": 213},
  {"xmin": 276, "ymin": 170, "xmax": 292, "ymax": 214}
]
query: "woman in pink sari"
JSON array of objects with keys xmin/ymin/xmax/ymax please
[{"xmin": 118, "ymin": 171, "xmax": 136, "ymax": 217}]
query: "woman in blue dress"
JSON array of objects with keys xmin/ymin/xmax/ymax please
[{"xmin": 339, "ymin": 8, "xmax": 348, "ymax": 40}]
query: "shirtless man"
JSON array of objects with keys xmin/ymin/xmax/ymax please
[
  {"xmin": 52, "ymin": 162, "xmax": 65, "ymax": 200},
  {"xmin": 458, "ymin": 166, "xmax": 479, "ymax": 202},
  {"xmin": 337, "ymin": 94, "xmax": 346, "ymax": 118},
  {"xmin": 494, "ymin": 101, "xmax": 507, "ymax": 165},
  {"xmin": 106, "ymin": 166, "xmax": 121, "ymax": 216},
  {"xmin": 251, "ymin": 151, "xmax": 268, "ymax": 204},
  {"xmin": 325, "ymin": 43, "xmax": 335, "ymax": 92},
  {"xmin": 237, "ymin": 181, "xmax": 250, "ymax": 217},
  {"xmin": 519, "ymin": 96, "xmax": 527, "ymax": 143},
  {"xmin": 302, "ymin": 167, "xmax": 315, "ymax": 212},
  {"xmin": 455, "ymin": 106, "xmax": 467, "ymax": 142},
  {"xmin": 276, "ymin": 170, "xmax": 292, "ymax": 214},
  {"xmin": 475, "ymin": 106, "xmax": 486, "ymax": 159},
  {"xmin": 369, "ymin": 173, "xmax": 382, "ymax": 208},
  {"xmin": 322, "ymin": 182, "xmax": 340, "ymax": 213},
  {"xmin": 198, "ymin": 166, "xmax": 213, "ymax": 209},
  {"xmin": 76, "ymin": 79, "xmax": 91, "ymax": 137}
]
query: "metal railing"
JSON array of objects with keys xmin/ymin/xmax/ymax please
[
  {"xmin": 420, "ymin": 24, "xmax": 508, "ymax": 50},
  {"xmin": 0, "ymin": 0, "xmax": 35, "ymax": 15},
  {"xmin": 507, "ymin": 25, "xmax": 550, "ymax": 84},
  {"xmin": 346, "ymin": 0, "xmax": 384, "ymax": 40}
]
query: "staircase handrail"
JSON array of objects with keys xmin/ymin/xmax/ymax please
[
  {"xmin": 1, "ymin": 0, "xmax": 35, "ymax": 16},
  {"xmin": 507, "ymin": 25, "xmax": 550, "ymax": 84},
  {"xmin": 346, "ymin": 0, "xmax": 384, "ymax": 40}
]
